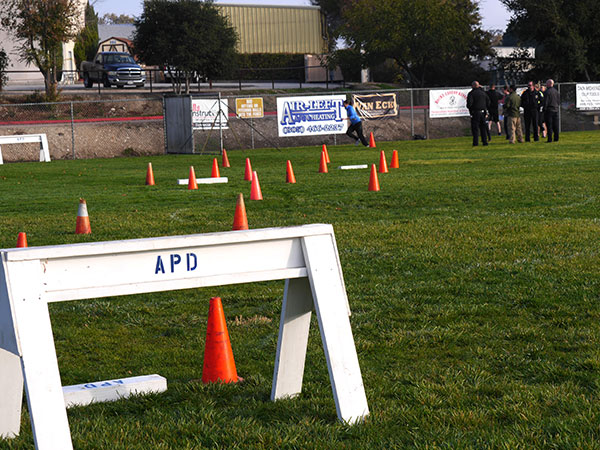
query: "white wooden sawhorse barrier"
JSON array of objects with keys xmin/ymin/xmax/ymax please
[
  {"xmin": 0, "ymin": 224, "xmax": 369, "ymax": 449},
  {"xmin": 0, "ymin": 134, "xmax": 51, "ymax": 165}
]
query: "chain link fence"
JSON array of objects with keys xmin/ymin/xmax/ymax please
[
  {"xmin": 1, "ymin": 83, "xmax": 598, "ymax": 162},
  {"xmin": 196, "ymin": 83, "xmax": 599, "ymax": 154},
  {"xmin": 0, "ymin": 97, "xmax": 164, "ymax": 161}
]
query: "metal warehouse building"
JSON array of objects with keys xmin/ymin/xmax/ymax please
[{"xmin": 217, "ymin": 3, "xmax": 328, "ymax": 54}]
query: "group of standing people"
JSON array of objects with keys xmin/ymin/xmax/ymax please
[{"xmin": 467, "ymin": 79, "xmax": 561, "ymax": 146}]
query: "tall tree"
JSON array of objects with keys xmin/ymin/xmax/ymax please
[
  {"xmin": 99, "ymin": 13, "xmax": 135, "ymax": 25},
  {"xmin": 324, "ymin": 0, "xmax": 492, "ymax": 87},
  {"xmin": 74, "ymin": 2, "xmax": 99, "ymax": 71},
  {"xmin": 0, "ymin": 0, "xmax": 82, "ymax": 101},
  {"xmin": 134, "ymin": 0, "xmax": 238, "ymax": 94},
  {"xmin": 501, "ymin": 0, "xmax": 600, "ymax": 81},
  {"xmin": 0, "ymin": 48, "xmax": 9, "ymax": 91}
]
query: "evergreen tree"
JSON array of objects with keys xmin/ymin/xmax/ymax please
[{"xmin": 74, "ymin": 2, "xmax": 99, "ymax": 71}]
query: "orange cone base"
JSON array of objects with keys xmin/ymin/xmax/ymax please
[
  {"xmin": 202, "ymin": 297, "xmax": 239, "ymax": 384},
  {"xmin": 318, "ymin": 151, "xmax": 328, "ymax": 173},
  {"xmin": 250, "ymin": 171, "xmax": 263, "ymax": 200},
  {"xmin": 146, "ymin": 162, "xmax": 155, "ymax": 186},
  {"xmin": 17, "ymin": 232, "xmax": 27, "ymax": 248},
  {"xmin": 368, "ymin": 164, "xmax": 380, "ymax": 191},
  {"xmin": 379, "ymin": 150, "xmax": 388, "ymax": 173},
  {"xmin": 391, "ymin": 150, "xmax": 400, "ymax": 168},
  {"xmin": 222, "ymin": 149, "xmax": 230, "ymax": 168},
  {"xmin": 232, "ymin": 193, "xmax": 249, "ymax": 230},
  {"xmin": 211, "ymin": 158, "xmax": 220, "ymax": 178},
  {"xmin": 369, "ymin": 132, "xmax": 376, "ymax": 148},
  {"xmin": 286, "ymin": 160, "xmax": 296, "ymax": 183},
  {"xmin": 244, "ymin": 158, "xmax": 253, "ymax": 181},
  {"xmin": 75, "ymin": 199, "xmax": 92, "ymax": 234},
  {"xmin": 188, "ymin": 166, "xmax": 198, "ymax": 190}
]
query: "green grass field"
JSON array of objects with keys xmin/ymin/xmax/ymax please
[{"xmin": 1, "ymin": 131, "xmax": 600, "ymax": 449}]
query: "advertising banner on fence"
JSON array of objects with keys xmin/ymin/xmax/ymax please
[
  {"xmin": 429, "ymin": 89, "xmax": 470, "ymax": 118},
  {"xmin": 576, "ymin": 84, "xmax": 600, "ymax": 110},
  {"xmin": 277, "ymin": 95, "xmax": 347, "ymax": 137},
  {"xmin": 352, "ymin": 93, "xmax": 398, "ymax": 119},
  {"xmin": 236, "ymin": 97, "xmax": 264, "ymax": 118},
  {"xmin": 192, "ymin": 99, "xmax": 229, "ymax": 130}
]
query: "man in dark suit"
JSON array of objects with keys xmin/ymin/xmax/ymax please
[
  {"xmin": 544, "ymin": 79, "xmax": 560, "ymax": 142},
  {"xmin": 467, "ymin": 81, "xmax": 491, "ymax": 147}
]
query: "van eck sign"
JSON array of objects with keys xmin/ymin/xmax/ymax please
[
  {"xmin": 277, "ymin": 95, "xmax": 348, "ymax": 137},
  {"xmin": 353, "ymin": 93, "xmax": 398, "ymax": 119}
]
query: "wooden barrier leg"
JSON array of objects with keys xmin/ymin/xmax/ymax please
[
  {"xmin": 302, "ymin": 235, "xmax": 369, "ymax": 424},
  {"xmin": 9, "ymin": 261, "xmax": 73, "ymax": 450},
  {"xmin": 0, "ymin": 260, "xmax": 24, "ymax": 438},
  {"xmin": 271, "ymin": 277, "xmax": 313, "ymax": 400},
  {"xmin": 39, "ymin": 135, "xmax": 51, "ymax": 162},
  {"xmin": 0, "ymin": 349, "xmax": 23, "ymax": 438}
]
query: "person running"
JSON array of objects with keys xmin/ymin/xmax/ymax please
[{"xmin": 343, "ymin": 99, "xmax": 368, "ymax": 146}]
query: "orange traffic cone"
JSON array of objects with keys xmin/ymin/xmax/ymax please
[
  {"xmin": 390, "ymin": 150, "xmax": 399, "ymax": 168},
  {"xmin": 286, "ymin": 160, "xmax": 296, "ymax": 183},
  {"xmin": 211, "ymin": 158, "xmax": 220, "ymax": 178},
  {"xmin": 145, "ymin": 162, "xmax": 155, "ymax": 186},
  {"xmin": 369, "ymin": 132, "xmax": 376, "ymax": 148},
  {"xmin": 322, "ymin": 144, "xmax": 330, "ymax": 163},
  {"xmin": 318, "ymin": 150, "xmax": 328, "ymax": 173},
  {"xmin": 368, "ymin": 164, "xmax": 380, "ymax": 191},
  {"xmin": 222, "ymin": 149, "xmax": 230, "ymax": 168},
  {"xmin": 232, "ymin": 193, "xmax": 249, "ymax": 231},
  {"xmin": 188, "ymin": 166, "xmax": 198, "ymax": 190},
  {"xmin": 244, "ymin": 158, "xmax": 253, "ymax": 181},
  {"xmin": 378, "ymin": 150, "xmax": 388, "ymax": 173},
  {"xmin": 75, "ymin": 198, "xmax": 92, "ymax": 234},
  {"xmin": 202, "ymin": 297, "xmax": 239, "ymax": 384},
  {"xmin": 250, "ymin": 171, "xmax": 263, "ymax": 200},
  {"xmin": 16, "ymin": 232, "xmax": 27, "ymax": 248}
]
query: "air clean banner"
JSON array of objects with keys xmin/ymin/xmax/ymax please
[{"xmin": 277, "ymin": 95, "xmax": 348, "ymax": 137}]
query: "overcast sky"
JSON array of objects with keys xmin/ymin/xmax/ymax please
[{"xmin": 93, "ymin": 0, "xmax": 511, "ymax": 32}]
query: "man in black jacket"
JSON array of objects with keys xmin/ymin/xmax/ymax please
[
  {"xmin": 521, "ymin": 81, "xmax": 540, "ymax": 141},
  {"xmin": 544, "ymin": 79, "xmax": 560, "ymax": 142},
  {"xmin": 487, "ymin": 84, "xmax": 503, "ymax": 135},
  {"xmin": 467, "ymin": 81, "xmax": 491, "ymax": 146}
]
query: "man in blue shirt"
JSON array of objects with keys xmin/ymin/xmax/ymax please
[{"xmin": 343, "ymin": 100, "xmax": 368, "ymax": 146}]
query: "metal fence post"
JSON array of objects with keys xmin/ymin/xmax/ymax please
[
  {"xmin": 218, "ymin": 92, "xmax": 224, "ymax": 153},
  {"xmin": 70, "ymin": 102, "xmax": 75, "ymax": 159},
  {"xmin": 558, "ymin": 82, "xmax": 562, "ymax": 134},
  {"xmin": 410, "ymin": 89, "xmax": 414, "ymax": 138},
  {"xmin": 424, "ymin": 106, "xmax": 428, "ymax": 139}
]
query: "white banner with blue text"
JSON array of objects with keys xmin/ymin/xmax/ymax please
[{"xmin": 277, "ymin": 95, "xmax": 348, "ymax": 137}]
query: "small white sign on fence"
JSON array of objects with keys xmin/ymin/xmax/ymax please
[
  {"xmin": 0, "ymin": 224, "xmax": 369, "ymax": 449},
  {"xmin": 429, "ymin": 89, "xmax": 470, "ymax": 119}
]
